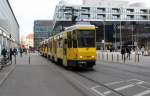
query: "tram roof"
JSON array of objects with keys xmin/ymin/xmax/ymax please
[{"xmin": 65, "ymin": 24, "xmax": 95, "ymax": 31}]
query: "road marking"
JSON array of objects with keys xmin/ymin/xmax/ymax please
[
  {"xmin": 103, "ymin": 91, "xmax": 111, "ymax": 95},
  {"xmin": 91, "ymin": 87, "xmax": 106, "ymax": 96},
  {"xmin": 91, "ymin": 79, "xmax": 150, "ymax": 96},
  {"xmin": 91, "ymin": 85, "xmax": 100, "ymax": 89},
  {"xmin": 103, "ymin": 84, "xmax": 135, "ymax": 95},
  {"xmin": 105, "ymin": 79, "xmax": 144, "ymax": 86},
  {"xmin": 105, "ymin": 80, "xmax": 125, "ymax": 86},
  {"xmin": 136, "ymin": 81, "xmax": 145, "ymax": 85},
  {"xmin": 133, "ymin": 90, "xmax": 150, "ymax": 96},
  {"xmin": 115, "ymin": 84, "xmax": 135, "ymax": 91}
]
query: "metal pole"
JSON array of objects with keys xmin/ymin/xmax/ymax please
[
  {"xmin": 112, "ymin": 53, "xmax": 113, "ymax": 61},
  {"xmin": 132, "ymin": 23, "xmax": 134, "ymax": 50},
  {"xmin": 138, "ymin": 54, "xmax": 140, "ymax": 63},
  {"xmin": 107, "ymin": 53, "xmax": 108, "ymax": 61},
  {"xmin": 114, "ymin": 23, "xmax": 117, "ymax": 50},
  {"xmin": 117, "ymin": 54, "xmax": 119, "ymax": 62},
  {"xmin": 15, "ymin": 55, "xmax": 16, "ymax": 64},
  {"xmin": 103, "ymin": 21, "xmax": 105, "ymax": 51},
  {"xmin": 120, "ymin": 21, "xmax": 122, "ymax": 50},
  {"xmin": 29, "ymin": 53, "xmax": 30, "ymax": 64}
]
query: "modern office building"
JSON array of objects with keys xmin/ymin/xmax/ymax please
[
  {"xmin": 52, "ymin": 0, "xmax": 150, "ymax": 50},
  {"xmin": 0, "ymin": 0, "xmax": 19, "ymax": 53},
  {"xmin": 33, "ymin": 20, "xmax": 53, "ymax": 49},
  {"xmin": 83, "ymin": 0, "xmax": 129, "ymax": 7}
]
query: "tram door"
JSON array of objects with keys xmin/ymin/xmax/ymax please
[{"xmin": 63, "ymin": 38, "xmax": 67, "ymax": 66}]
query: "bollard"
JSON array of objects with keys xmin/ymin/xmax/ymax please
[
  {"xmin": 15, "ymin": 55, "xmax": 16, "ymax": 64},
  {"xmin": 112, "ymin": 54, "xmax": 113, "ymax": 61},
  {"xmin": 102, "ymin": 53, "xmax": 103, "ymax": 60},
  {"xmin": 135, "ymin": 54, "xmax": 136, "ymax": 63},
  {"xmin": 107, "ymin": 53, "xmax": 108, "ymax": 61},
  {"xmin": 117, "ymin": 54, "xmax": 119, "ymax": 62},
  {"xmin": 123, "ymin": 55, "xmax": 125, "ymax": 63},
  {"xmin": 138, "ymin": 54, "xmax": 140, "ymax": 63},
  {"xmin": 29, "ymin": 54, "xmax": 30, "ymax": 64}
]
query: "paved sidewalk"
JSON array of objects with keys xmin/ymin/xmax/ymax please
[
  {"xmin": 0, "ymin": 53, "xmax": 89, "ymax": 96},
  {"xmin": 0, "ymin": 56, "xmax": 16, "ymax": 86}
]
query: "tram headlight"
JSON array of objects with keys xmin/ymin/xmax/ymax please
[
  {"xmin": 91, "ymin": 56, "xmax": 95, "ymax": 58},
  {"xmin": 79, "ymin": 56, "xmax": 83, "ymax": 58}
]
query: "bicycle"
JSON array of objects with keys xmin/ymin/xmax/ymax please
[{"xmin": 0, "ymin": 56, "xmax": 9, "ymax": 70}]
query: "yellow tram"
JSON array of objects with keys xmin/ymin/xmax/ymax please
[{"xmin": 40, "ymin": 24, "xmax": 96, "ymax": 68}]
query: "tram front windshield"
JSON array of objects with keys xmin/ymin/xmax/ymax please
[{"xmin": 77, "ymin": 30, "xmax": 95, "ymax": 48}]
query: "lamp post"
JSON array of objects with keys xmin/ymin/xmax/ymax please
[
  {"xmin": 103, "ymin": 20, "xmax": 106, "ymax": 51},
  {"xmin": 120, "ymin": 21, "xmax": 122, "ymax": 49},
  {"xmin": 132, "ymin": 23, "xmax": 134, "ymax": 49}
]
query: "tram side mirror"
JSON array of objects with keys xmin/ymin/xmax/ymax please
[{"xmin": 64, "ymin": 39, "xmax": 67, "ymax": 44}]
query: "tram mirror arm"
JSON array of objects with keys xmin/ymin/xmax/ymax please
[{"xmin": 64, "ymin": 39, "xmax": 67, "ymax": 44}]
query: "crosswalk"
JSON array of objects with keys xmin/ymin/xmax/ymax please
[{"xmin": 91, "ymin": 79, "xmax": 150, "ymax": 96}]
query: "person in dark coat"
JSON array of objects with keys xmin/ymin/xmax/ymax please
[
  {"xmin": 126, "ymin": 47, "xmax": 131, "ymax": 60},
  {"xmin": 121, "ymin": 48, "xmax": 126, "ymax": 60},
  {"xmin": 9, "ymin": 48, "xmax": 13, "ymax": 62},
  {"xmin": 13, "ymin": 48, "xmax": 17, "ymax": 56}
]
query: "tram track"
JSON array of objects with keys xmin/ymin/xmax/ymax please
[
  {"xmin": 44, "ymin": 56, "xmax": 126, "ymax": 96},
  {"xmin": 44, "ymin": 58, "xmax": 97, "ymax": 96}
]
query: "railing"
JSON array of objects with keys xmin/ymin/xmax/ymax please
[{"xmin": 96, "ymin": 50, "xmax": 142, "ymax": 64}]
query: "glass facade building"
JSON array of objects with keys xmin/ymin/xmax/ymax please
[
  {"xmin": 0, "ymin": 0, "xmax": 19, "ymax": 53},
  {"xmin": 34, "ymin": 20, "xmax": 53, "ymax": 49},
  {"xmin": 53, "ymin": 4, "xmax": 150, "ymax": 50}
]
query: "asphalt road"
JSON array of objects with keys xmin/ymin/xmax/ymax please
[{"xmin": 0, "ymin": 53, "xmax": 150, "ymax": 96}]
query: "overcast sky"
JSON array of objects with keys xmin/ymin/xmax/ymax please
[{"xmin": 9, "ymin": 0, "xmax": 150, "ymax": 37}]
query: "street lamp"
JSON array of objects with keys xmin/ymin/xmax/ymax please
[
  {"xmin": 103, "ymin": 20, "xmax": 106, "ymax": 51},
  {"xmin": 119, "ymin": 21, "xmax": 122, "ymax": 49}
]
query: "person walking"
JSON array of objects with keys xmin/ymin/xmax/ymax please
[
  {"xmin": 9, "ymin": 48, "xmax": 13, "ymax": 64},
  {"xmin": 20, "ymin": 48, "xmax": 23, "ymax": 57},
  {"xmin": 141, "ymin": 46, "xmax": 145, "ymax": 56},
  {"xmin": 13, "ymin": 48, "xmax": 17, "ymax": 56},
  {"xmin": 126, "ymin": 47, "xmax": 131, "ymax": 60},
  {"xmin": 121, "ymin": 48, "xmax": 126, "ymax": 60}
]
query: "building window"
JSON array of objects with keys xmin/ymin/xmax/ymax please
[
  {"xmin": 81, "ymin": 7, "xmax": 90, "ymax": 13},
  {"xmin": 126, "ymin": 9, "xmax": 134, "ymax": 13},
  {"xmin": 126, "ymin": 15, "xmax": 134, "ymax": 20},
  {"xmin": 81, "ymin": 14, "xmax": 90, "ymax": 19},
  {"xmin": 97, "ymin": 8, "xmax": 105, "ymax": 13},
  {"xmin": 112, "ymin": 8, "xmax": 120, "ymax": 13},
  {"xmin": 140, "ymin": 9, "xmax": 147, "ymax": 14},
  {"xmin": 112, "ymin": 15, "xmax": 120, "ymax": 20},
  {"xmin": 97, "ymin": 14, "xmax": 105, "ymax": 19}
]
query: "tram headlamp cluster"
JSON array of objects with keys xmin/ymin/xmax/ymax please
[
  {"xmin": 91, "ymin": 56, "xmax": 95, "ymax": 58},
  {"xmin": 79, "ymin": 56, "xmax": 83, "ymax": 58}
]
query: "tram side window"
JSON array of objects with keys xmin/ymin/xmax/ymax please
[
  {"xmin": 67, "ymin": 32, "xmax": 72, "ymax": 48},
  {"xmin": 73, "ymin": 31, "xmax": 77, "ymax": 48}
]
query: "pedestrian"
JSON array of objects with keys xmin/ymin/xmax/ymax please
[
  {"xmin": 9, "ymin": 48, "xmax": 13, "ymax": 61},
  {"xmin": 141, "ymin": 46, "xmax": 145, "ymax": 56},
  {"xmin": 13, "ymin": 48, "xmax": 17, "ymax": 56},
  {"xmin": 1, "ymin": 48, "xmax": 7, "ymax": 57},
  {"xmin": 126, "ymin": 47, "xmax": 131, "ymax": 60},
  {"xmin": 121, "ymin": 48, "xmax": 126, "ymax": 60},
  {"xmin": 20, "ymin": 48, "xmax": 23, "ymax": 57}
]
